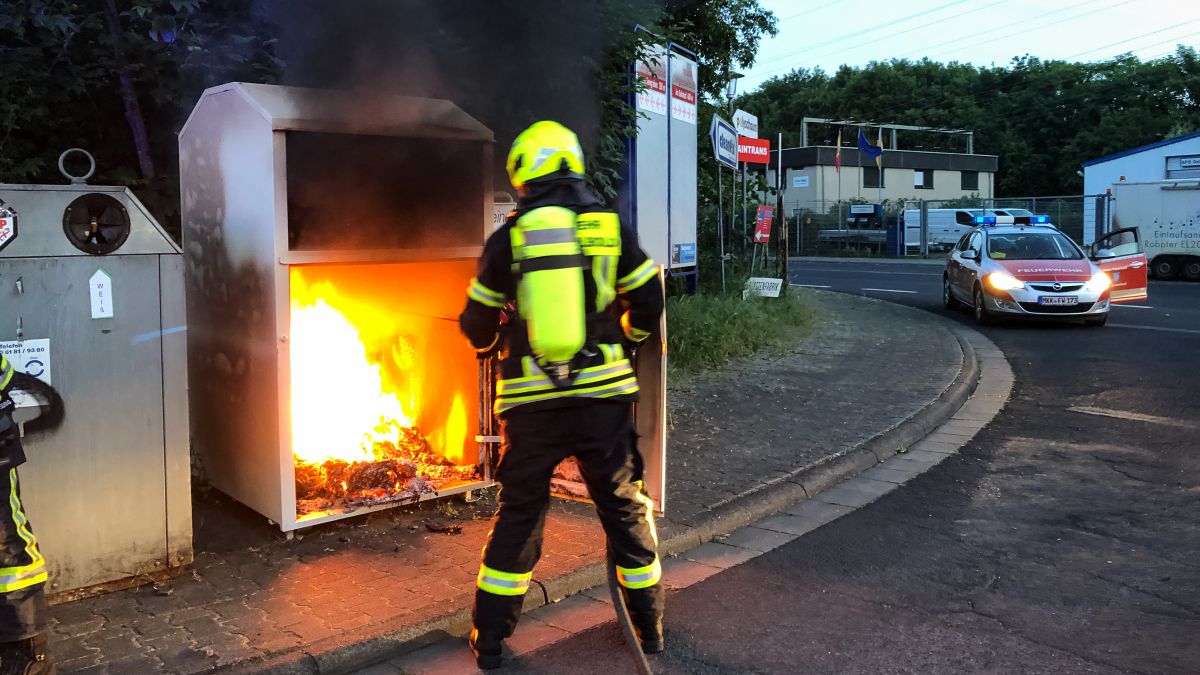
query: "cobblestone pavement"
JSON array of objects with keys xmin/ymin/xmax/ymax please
[{"xmin": 48, "ymin": 290, "xmax": 962, "ymax": 674}]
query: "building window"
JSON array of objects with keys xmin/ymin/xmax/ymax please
[
  {"xmin": 961, "ymin": 170, "xmax": 979, "ymax": 190},
  {"xmin": 914, "ymin": 169, "xmax": 934, "ymax": 189},
  {"xmin": 863, "ymin": 166, "xmax": 885, "ymax": 188}
]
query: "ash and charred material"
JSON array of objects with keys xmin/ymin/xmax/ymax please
[{"xmin": 294, "ymin": 427, "xmax": 479, "ymax": 516}]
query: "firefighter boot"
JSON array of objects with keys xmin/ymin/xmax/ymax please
[
  {"xmin": 623, "ymin": 586, "xmax": 665, "ymax": 654},
  {"xmin": 0, "ymin": 633, "xmax": 55, "ymax": 675},
  {"xmin": 468, "ymin": 629, "xmax": 504, "ymax": 670}
]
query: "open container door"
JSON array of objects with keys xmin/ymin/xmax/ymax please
[{"xmin": 1091, "ymin": 227, "xmax": 1148, "ymax": 303}]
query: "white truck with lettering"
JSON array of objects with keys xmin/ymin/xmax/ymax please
[{"xmin": 1109, "ymin": 179, "xmax": 1200, "ymax": 280}]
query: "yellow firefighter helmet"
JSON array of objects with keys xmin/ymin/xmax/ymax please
[{"xmin": 506, "ymin": 121, "xmax": 586, "ymax": 189}]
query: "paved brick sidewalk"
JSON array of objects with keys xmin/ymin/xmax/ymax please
[{"xmin": 47, "ymin": 291, "xmax": 961, "ymax": 674}]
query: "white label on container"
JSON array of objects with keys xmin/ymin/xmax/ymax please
[
  {"xmin": 0, "ymin": 339, "xmax": 51, "ymax": 408},
  {"xmin": 90, "ymin": 269, "xmax": 114, "ymax": 319}
]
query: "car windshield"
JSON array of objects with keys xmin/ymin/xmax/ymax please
[{"xmin": 987, "ymin": 232, "xmax": 1083, "ymax": 260}]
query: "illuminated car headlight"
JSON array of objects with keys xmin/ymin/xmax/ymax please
[
  {"xmin": 1084, "ymin": 271, "xmax": 1112, "ymax": 293},
  {"xmin": 986, "ymin": 272, "xmax": 1024, "ymax": 291}
]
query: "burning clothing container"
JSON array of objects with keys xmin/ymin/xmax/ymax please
[
  {"xmin": 0, "ymin": 180, "xmax": 190, "ymax": 596},
  {"xmin": 180, "ymin": 83, "xmax": 501, "ymax": 531}
]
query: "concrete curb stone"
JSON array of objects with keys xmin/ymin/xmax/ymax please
[{"xmin": 232, "ymin": 318, "xmax": 984, "ymax": 675}]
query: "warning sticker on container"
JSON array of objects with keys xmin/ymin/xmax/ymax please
[
  {"xmin": 0, "ymin": 339, "xmax": 51, "ymax": 408},
  {"xmin": 0, "ymin": 213, "xmax": 16, "ymax": 253}
]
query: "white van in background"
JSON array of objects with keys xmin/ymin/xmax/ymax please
[{"xmin": 903, "ymin": 208, "xmax": 1034, "ymax": 253}]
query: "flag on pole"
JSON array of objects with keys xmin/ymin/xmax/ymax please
[
  {"xmin": 857, "ymin": 128, "xmax": 883, "ymax": 164},
  {"xmin": 835, "ymin": 129, "xmax": 842, "ymax": 173},
  {"xmin": 876, "ymin": 127, "xmax": 884, "ymax": 169}
]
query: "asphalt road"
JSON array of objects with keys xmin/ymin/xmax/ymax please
[{"xmin": 508, "ymin": 259, "xmax": 1200, "ymax": 674}]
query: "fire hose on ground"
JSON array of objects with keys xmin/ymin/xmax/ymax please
[{"xmin": 607, "ymin": 545, "xmax": 655, "ymax": 675}]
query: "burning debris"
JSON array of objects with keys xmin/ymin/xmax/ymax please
[{"xmin": 295, "ymin": 424, "xmax": 478, "ymax": 516}]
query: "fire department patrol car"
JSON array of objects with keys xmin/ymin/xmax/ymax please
[{"xmin": 943, "ymin": 215, "xmax": 1148, "ymax": 326}]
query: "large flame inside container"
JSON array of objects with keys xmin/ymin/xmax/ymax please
[{"xmin": 289, "ymin": 272, "xmax": 479, "ymax": 517}]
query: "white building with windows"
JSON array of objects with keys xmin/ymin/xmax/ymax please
[
  {"xmin": 1081, "ymin": 131, "xmax": 1200, "ymax": 243},
  {"xmin": 768, "ymin": 145, "xmax": 999, "ymax": 216}
]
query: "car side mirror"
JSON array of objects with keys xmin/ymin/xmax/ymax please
[
  {"xmin": 962, "ymin": 250, "xmax": 979, "ymax": 261},
  {"xmin": 1092, "ymin": 249, "xmax": 1116, "ymax": 261}
]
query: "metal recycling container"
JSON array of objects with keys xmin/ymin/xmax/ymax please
[{"xmin": 0, "ymin": 179, "xmax": 190, "ymax": 598}]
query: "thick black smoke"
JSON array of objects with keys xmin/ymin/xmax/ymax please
[{"xmin": 266, "ymin": 1, "xmax": 661, "ymax": 185}]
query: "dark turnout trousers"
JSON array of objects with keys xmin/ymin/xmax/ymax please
[
  {"xmin": 473, "ymin": 401, "xmax": 664, "ymax": 638},
  {"xmin": 0, "ymin": 467, "xmax": 49, "ymax": 642}
]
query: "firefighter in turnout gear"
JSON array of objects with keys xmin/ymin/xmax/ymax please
[
  {"xmin": 460, "ymin": 121, "xmax": 665, "ymax": 669},
  {"xmin": 0, "ymin": 355, "xmax": 54, "ymax": 675}
]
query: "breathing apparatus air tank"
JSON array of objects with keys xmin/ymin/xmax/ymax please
[{"xmin": 511, "ymin": 206, "xmax": 586, "ymax": 379}]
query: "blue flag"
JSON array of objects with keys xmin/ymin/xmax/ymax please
[{"xmin": 857, "ymin": 129, "xmax": 883, "ymax": 161}]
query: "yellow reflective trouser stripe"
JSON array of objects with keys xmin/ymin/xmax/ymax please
[
  {"xmin": 467, "ymin": 278, "xmax": 506, "ymax": 308},
  {"xmin": 0, "ymin": 356, "xmax": 12, "ymax": 390},
  {"xmin": 633, "ymin": 482, "xmax": 658, "ymax": 546},
  {"xmin": 616, "ymin": 558, "xmax": 662, "ymax": 589},
  {"xmin": 617, "ymin": 259, "xmax": 657, "ymax": 293},
  {"xmin": 1, "ymin": 469, "xmax": 47, "ymax": 593},
  {"xmin": 495, "ymin": 376, "xmax": 639, "ymax": 413},
  {"xmin": 477, "ymin": 564, "xmax": 532, "ymax": 596}
]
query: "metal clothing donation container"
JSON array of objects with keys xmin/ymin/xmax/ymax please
[
  {"xmin": 179, "ymin": 83, "xmax": 500, "ymax": 532},
  {"xmin": 0, "ymin": 161, "xmax": 191, "ymax": 597}
]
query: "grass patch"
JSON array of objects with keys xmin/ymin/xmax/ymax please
[{"xmin": 666, "ymin": 288, "xmax": 815, "ymax": 382}]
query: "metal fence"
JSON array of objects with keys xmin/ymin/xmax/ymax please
[{"xmin": 788, "ymin": 194, "xmax": 1114, "ymax": 258}]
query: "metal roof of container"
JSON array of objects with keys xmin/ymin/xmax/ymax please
[
  {"xmin": 181, "ymin": 82, "xmax": 494, "ymax": 142},
  {"xmin": 1080, "ymin": 130, "xmax": 1200, "ymax": 168}
]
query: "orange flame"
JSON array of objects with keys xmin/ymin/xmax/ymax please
[{"xmin": 290, "ymin": 294, "xmax": 418, "ymax": 465}]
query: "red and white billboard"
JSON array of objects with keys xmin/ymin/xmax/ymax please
[
  {"xmin": 635, "ymin": 45, "xmax": 668, "ymax": 116},
  {"xmin": 738, "ymin": 136, "xmax": 770, "ymax": 164},
  {"xmin": 670, "ymin": 56, "xmax": 697, "ymax": 125}
]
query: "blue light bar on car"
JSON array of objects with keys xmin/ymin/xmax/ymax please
[
  {"xmin": 973, "ymin": 216, "xmax": 997, "ymax": 225},
  {"xmin": 1031, "ymin": 215, "xmax": 1050, "ymax": 224}
]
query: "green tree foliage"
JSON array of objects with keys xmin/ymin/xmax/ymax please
[
  {"xmin": 0, "ymin": 0, "xmax": 281, "ymax": 230},
  {"xmin": 739, "ymin": 48, "xmax": 1200, "ymax": 196}
]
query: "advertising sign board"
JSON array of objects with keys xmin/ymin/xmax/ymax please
[
  {"xmin": 754, "ymin": 205, "xmax": 775, "ymax": 243},
  {"xmin": 738, "ymin": 136, "xmax": 770, "ymax": 164},
  {"xmin": 732, "ymin": 109, "xmax": 758, "ymax": 138}
]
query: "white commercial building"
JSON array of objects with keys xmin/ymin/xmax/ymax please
[{"xmin": 1081, "ymin": 131, "xmax": 1200, "ymax": 243}]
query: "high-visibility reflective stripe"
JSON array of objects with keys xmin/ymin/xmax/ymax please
[
  {"xmin": 497, "ymin": 359, "xmax": 633, "ymax": 394},
  {"xmin": 521, "ymin": 227, "xmax": 577, "ymax": 246},
  {"xmin": 593, "ymin": 255, "xmax": 617, "ymax": 309},
  {"xmin": 0, "ymin": 564, "xmax": 47, "ymax": 593},
  {"xmin": 476, "ymin": 333, "xmax": 499, "ymax": 353},
  {"xmin": 2, "ymin": 469, "xmax": 46, "ymax": 593},
  {"xmin": 468, "ymin": 278, "xmax": 506, "ymax": 308},
  {"xmin": 477, "ymin": 564, "xmax": 532, "ymax": 596},
  {"xmin": 633, "ymin": 481, "xmax": 658, "ymax": 545},
  {"xmin": 495, "ymin": 375, "xmax": 639, "ymax": 413},
  {"xmin": 0, "ymin": 356, "xmax": 12, "ymax": 390},
  {"xmin": 617, "ymin": 259, "xmax": 657, "ymax": 293},
  {"xmin": 621, "ymin": 312, "xmax": 650, "ymax": 342},
  {"xmin": 616, "ymin": 558, "xmax": 662, "ymax": 589}
]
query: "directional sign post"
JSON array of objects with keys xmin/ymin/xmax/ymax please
[{"xmin": 710, "ymin": 115, "xmax": 738, "ymax": 170}]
